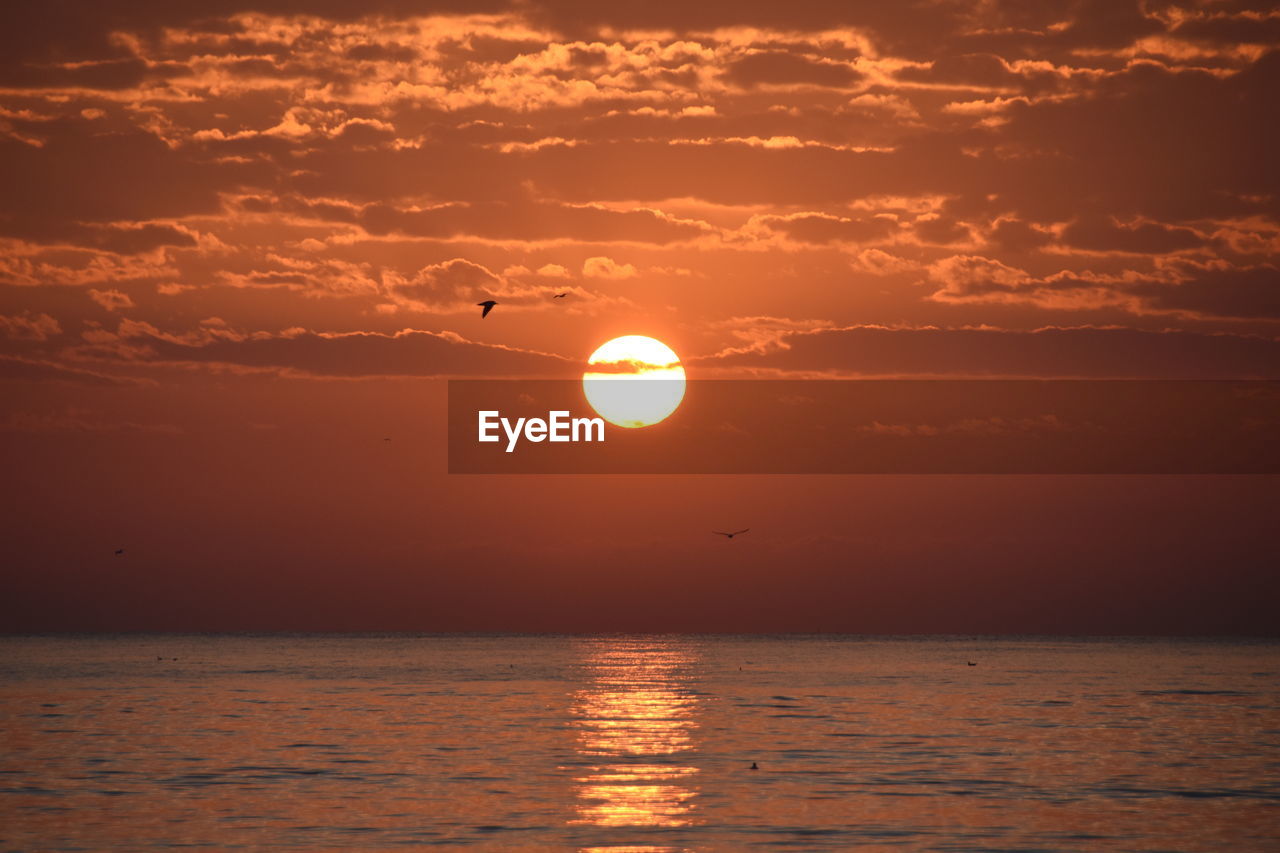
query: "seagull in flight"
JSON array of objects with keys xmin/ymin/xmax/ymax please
[
  {"xmin": 553, "ymin": 292, "xmax": 567, "ymax": 298},
  {"xmin": 114, "ymin": 548, "xmax": 125, "ymax": 556},
  {"xmin": 714, "ymin": 529, "xmax": 749, "ymax": 539},
  {"xmin": 477, "ymin": 300, "xmax": 497, "ymax": 318}
]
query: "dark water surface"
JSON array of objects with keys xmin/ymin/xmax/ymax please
[{"xmin": 1, "ymin": 635, "xmax": 1277, "ymax": 851}]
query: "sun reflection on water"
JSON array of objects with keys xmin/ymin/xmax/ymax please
[{"xmin": 569, "ymin": 639, "xmax": 702, "ymax": 835}]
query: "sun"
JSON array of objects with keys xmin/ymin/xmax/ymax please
[{"xmin": 583, "ymin": 336, "xmax": 686, "ymax": 428}]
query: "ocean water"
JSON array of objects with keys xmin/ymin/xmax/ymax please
[{"xmin": 1, "ymin": 636, "xmax": 1277, "ymax": 851}]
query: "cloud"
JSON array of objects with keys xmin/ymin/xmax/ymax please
[
  {"xmin": 723, "ymin": 51, "xmax": 863, "ymax": 89},
  {"xmin": 752, "ymin": 212, "xmax": 897, "ymax": 245},
  {"xmin": 849, "ymin": 248, "xmax": 917, "ymax": 276},
  {"xmin": 707, "ymin": 315, "xmax": 837, "ymax": 354},
  {"xmin": 913, "ymin": 215, "xmax": 972, "ymax": 246},
  {"xmin": 582, "ymin": 256, "xmax": 638, "ymax": 279},
  {"xmin": 896, "ymin": 52, "xmax": 1035, "ymax": 91},
  {"xmin": 927, "ymin": 255, "xmax": 1030, "ymax": 300},
  {"xmin": 0, "ymin": 355, "xmax": 139, "ymax": 385},
  {"xmin": 856, "ymin": 414, "xmax": 1072, "ymax": 437},
  {"xmin": 0, "ymin": 58, "xmax": 155, "ymax": 91},
  {"xmin": 697, "ymin": 325, "xmax": 1280, "ymax": 379},
  {"xmin": 925, "ymin": 254, "xmax": 1280, "ymax": 320},
  {"xmin": 1060, "ymin": 216, "xmax": 1207, "ymax": 255},
  {"xmin": 0, "ymin": 125, "xmax": 269, "ymax": 224},
  {"xmin": 104, "ymin": 322, "xmax": 576, "ymax": 378},
  {"xmin": 0, "ymin": 2, "xmax": 1274, "ymax": 390},
  {"xmin": 356, "ymin": 200, "xmax": 712, "ymax": 245},
  {"xmin": 0, "ymin": 311, "xmax": 61, "ymax": 340},
  {"xmin": 387, "ymin": 258, "xmax": 502, "ymax": 306},
  {"xmin": 0, "ymin": 220, "xmax": 198, "ymax": 254},
  {"xmin": 1171, "ymin": 12, "xmax": 1280, "ymax": 48},
  {"xmin": 1130, "ymin": 262, "xmax": 1280, "ymax": 320},
  {"xmin": 987, "ymin": 218, "xmax": 1054, "ymax": 253},
  {"xmin": 213, "ymin": 255, "xmax": 380, "ymax": 297},
  {"xmin": 89, "ymin": 289, "xmax": 135, "ymax": 311}
]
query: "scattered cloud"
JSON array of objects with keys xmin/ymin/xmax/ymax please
[
  {"xmin": 89, "ymin": 288, "xmax": 136, "ymax": 311},
  {"xmin": 0, "ymin": 311, "xmax": 61, "ymax": 340},
  {"xmin": 582, "ymin": 256, "xmax": 639, "ymax": 279}
]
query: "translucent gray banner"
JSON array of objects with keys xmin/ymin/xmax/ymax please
[{"xmin": 448, "ymin": 380, "xmax": 1279, "ymax": 474}]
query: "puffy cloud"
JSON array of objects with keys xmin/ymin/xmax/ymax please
[
  {"xmin": 88, "ymin": 289, "xmax": 135, "ymax": 311},
  {"xmin": 387, "ymin": 258, "xmax": 502, "ymax": 305},
  {"xmin": 987, "ymin": 218, "xmax": 1054, "ymax": 253},
  {"xmin": 582, "ymin": 256, "xmax": 638, "ymax": 279},
  {"xmin": 707, "ymin": 315, "xmax": 837, "ymax": 354},
  {"xmin": 849, "ymin": 248, "xmax": 917, "ymax": 276},
  {"xmin": 0, "ymin": 1, "xmax": 1274, "ymax": 385},
  {"xmin": 0, "ymin": 311, "xmax": 61, "ymax": 340},
  {"xmin": 927, "ymin": 255, "xmax": 1030, "ymax": 300}
]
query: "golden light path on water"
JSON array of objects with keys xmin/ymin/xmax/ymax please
[{"xmin": 569, "ymin": 638, "xmax": 701, "ymax": 845}]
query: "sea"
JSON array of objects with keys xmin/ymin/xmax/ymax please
[{"xmin": 1, "ymin": 635, "xmax": 1277, "ymax": 851}]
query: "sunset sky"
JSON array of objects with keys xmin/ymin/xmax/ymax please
[{"xmin": 2, "ymin": 1, "xmax": 1276, "ymax": 633}]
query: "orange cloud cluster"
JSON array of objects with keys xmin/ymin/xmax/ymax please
[{"xmin": 0, "ymin": 0, "xmax": 1275, "ymax": 383}]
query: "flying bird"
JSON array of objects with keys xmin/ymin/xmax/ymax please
[
  {"xmin": 477, "ymin": 300, "xmax": 497, "ymax": 318},
  {"xmin": 714, "ymin": 529, "xmax": 749, "ymax": 539},
  {"xmin": 553, "ymin": 292, "xmax": 568, "ymax": 298},
  {"xmin": 967, "ymin": 661, "xmax": 977, "ymax": 667},
  {"xmin": 114, "ymin": 548, "xmax": 125, "ymax": 556}
]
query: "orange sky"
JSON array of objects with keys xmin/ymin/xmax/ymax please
[{"xmin": 1, "ymin": 1, "xmax": 1277, "ymax": 631}]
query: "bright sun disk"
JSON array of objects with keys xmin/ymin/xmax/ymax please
[{"xmin": 583, "ymin": 335, "xmax": 686, "ymax": 428}]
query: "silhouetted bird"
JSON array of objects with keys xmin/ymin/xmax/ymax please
[
  {"xmin": 114, "ymin": 548, "xmax": 125, "ymax": 556},
  {"xmin": 477, "ymin": 300, "xmax": 497, "ymax": 318},
  {"xmin": 714, "ymin": 529, "xmax": 749, "ymax": 539},
  {"xmin": 750, "ymin": 762, "xmax": 759, "ymax": 770},
  {"xmin": 553, "ymin": 292, "xmax": 567, "ymax": 298},
  {"xmin": 967, "ymin": 661, "xmax": 977, "ymax": 666}
]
